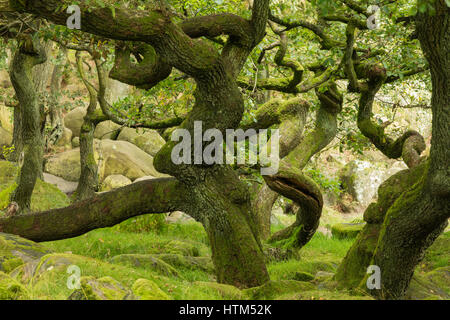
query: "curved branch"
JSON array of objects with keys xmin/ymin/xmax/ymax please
[
  {"xmin": 322, "ymin": 14, "xmax": 368, "ymax": 30},
  {"xmin": 357, "ymin": 64, "xmax": 426, "ymax": 167},
  {"xmin": 338, "ymin": 0, "xmax": 368, "ymax": 16},
  {"xmin": 180, "ymin": 13, "xmax": 253, "ymax": 46},
  {"xmin": 0, "ymin": 178, "xmax": 185, "ymax": 242},
  {"xmin": 264, "ymin": 81, "xmax": 343, "ymax": 248},
  {"xmin": 269, "ymin": 11, "xmax": 342, "ymax": 50},
  {"xmin": 248, "ymin": 81, "xmax": 343, "ymax": 248},
  {"xmin": 18, "ymin": 1, "xmax": 222, "ymax": 81},
  {"xmin": 264, "ymin": 163, "xmax": 323, "ymax": 248},
  {"xmin": 385, "ymin": 66, "xmax": 429, "ymax": 83},
  {"xmin": 343, "ymin": 23, "xmax": 361, "ymax": 92},
  {"xmin": 95, "ymin": 57, "xmax": 183, "ymax": 130},
  {"xmin": 109, "ymin": 43, "xmax": 172, "ymax": 90},
  {"xmin": 74, "ymin": 51, "xmax": 100, "ymax": 200}
]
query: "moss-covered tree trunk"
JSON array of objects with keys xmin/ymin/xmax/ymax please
[
  {"xmin": 8, "ymin": 35, "xmax": 47, "ymax": 213},
  {"xmin": 46, "ymin": 47, "xmax": 67, "ymax": 148},
  {"xmin": 253, "ymin": 184, "xmax": 279, "ymax": 240},
  {"xmin": 73, "ymin": 52, "xmax": 99, "ymax": 201},
  {"xmin": 336, "ymin": 1, "xmax": 449, "ymax": 299},
  {"xmin": 263, "ymin": 82, "xmax": 342, "ymax": 249}
]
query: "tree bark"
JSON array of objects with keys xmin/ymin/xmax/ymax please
[
  {"xmin": 264, "ymin": 81, "xmax": 342, "ymax": 249},
  {"xmin": 8, "ymin": 35, "xmax": 47, "ymax": 213},
  {"xmin": 0, "ymin": 178, "xmax": 185, "ymax": 241},
  {"xmin": 336, "ymin": 1, "xmax": 449, "ymax": 299},
  {"xmin": 73, "ymin": 52, "xmax": 100, "ymax": 201},
  {"xmin": 46, "ymin": 46, "xmax": 67, "ymax": 148}
]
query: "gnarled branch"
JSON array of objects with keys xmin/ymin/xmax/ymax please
[{"xmin": 0, "ymin": 178, "xmax": 185, "ymax": 242}]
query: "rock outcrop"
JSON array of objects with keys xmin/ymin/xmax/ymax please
[{"xmin": 44, "ymin": 139, "xmax": 168, "ymax": 182}]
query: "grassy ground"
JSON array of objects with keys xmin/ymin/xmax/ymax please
[
  {"xmin": 0, "ymin": 161, "xmax": 447, "ymax": 300},
  {"xmin": 37, "ymin": 219, "xmax": 358, "ymax": 300},
  {"xmin": 1, "ymin": 211, "xmax": 447, "ymax": 300},
  {"xmin": 0, "ymin": 161, "xmax": 70, "ymax": 213}
]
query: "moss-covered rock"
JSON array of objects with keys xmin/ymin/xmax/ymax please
[
  {"xmin": 71, "ymin": 136, "xmax": 80, "ymax": 148},
  {"xmin": 406, "ymin": 267, "xmax": 450, "ymax": 300},
  {"xmin": 44, "ymin": 139, "xmax": 166, "ymax": 182},
  {"xmin": 243, "ymin": 280, "xmax": 315, "ymax": 300},
  {"xmin": 74, "ymin": 276, "xmax": 132, "ymax": 300},
  {"xmin": 10, "ymin": 253, "xmax": 78, "ymax": 284},
  {"xmin": 0, "ymin": 271, "xmax": 29, "ymax": 299},
  {"xmin": 331, "ymin": 223, "xmax": 365, "ymax": 239},
  {"xmin": 314, "ymin": 271, "xmax": 335, "ymax": 283},
  {"xmin": 109, "ymin": 254, "xmax": 180, "ymax": 277},
  {"xmin": 0, "ymin": 232, "xmax": 52, "ymax": 274},
  {"xmin": 55, "ymin": 127, "xmax": 73, "ymax": 148},
  {"xmin": 63, "ymin": 107, "xmax": 86, "ymax": 137},
  {"xmin": 117, "ymin": 127, "xmax": 166, "ymax": 157},
  {"xmin": 112, "ymin": 214, "xmax": 167, "ymax": 233},
  {"xmin": 132, "ymin": 278, "xmax": 170, "ymax": 300},
  {"xmin": 193, "ymin": 281, "xmax": 245, "ymax": 299},
  {"xmin": 153, "ymin": 254, "xmax": 214, "ymax": 273},
  {"xmin": 94, "ymin": 120, "xmax": 122, "ymax": 140},
  {"xmin": 293, "ymin": 271, "xmax": 315, "ymax": 282},
  {"xmin": 100, "ymin": 175, "xmax": 132, "ymax": 192},
  {"xmin": 163, "ymin": 240, "xmax": 201, "ymax": 257}
]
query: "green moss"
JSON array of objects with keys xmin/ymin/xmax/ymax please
[
  {"xmin": 0, "ymin": 183, "xmax": 17, "ymax": 210},
  {"xmin": 2, "ymin": 257, "xmax": 23, "ymax": 274},
  {"xmin": 334, "ymin": 224, "xmax": 380, "ymax": 289},
  {"xmin": 154, "ymin": 254, "xmax": 214, "ymax": 273},
  {"xmin": 0, "ymin": 271, "xmax": 29, "ymax": 300},
  {"xmin": 293, "ymin": 271, "xmax": 315, "ymax": 282},
  {"xmin": 109, "ymin": 254, "xmax": 181, "ymax": 278},
  {"xmin": 270, "ymin": 225, "xmax": 304, "ymax": 249},
  {"xmin": 406, "ymin": 267, "xmax": 450, "ymax": 300},
  {"xmin": 111, "ymin": 213, "xmax": 167, "ymax": 234},
  {"xmin": 243, "ymin": 280, "xmax": 315, "ymax": 300},
  {"xmin": 373, "ymin": 167, "xmax": 428, "ymax": 266},
  {"xmin": 132, "ymin": 278, "xmax": 171, "ymax": 300},
  {"xmin": 420, "ymin": 232, "xmax": 450, "ymax": 271},
  {"xmin": 78, "ymin": 276, "xmax": 131, "ymax": 300},
  {"xmin": 275, "ymin": 289, "xmax": 372, "ymax": 300},
  {"xmin": 0, "ymin": 232, "xmax": 52, "ymax": 273},
  {"xmin": 331, "ymin": 223, "xmax": 365, "ymax": 239},
  {"xmin": 193, "ymin": 281, "xmax": 245, "ymax": 299},
  {"xmin": 162, "ymin": 240, "xmax": 200, "ymax": 257},
  {"xmin": 0, "ymin": 161, "xmax": 70, "ymax": 213}
]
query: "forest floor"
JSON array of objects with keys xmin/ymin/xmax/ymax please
[
  {"xmin": 2, "ymin": 212, "xmax": 448, "ymax": 300},
  {"xmin": 0, "ymin": 160, "xmax": 448, "ymax": 300}
]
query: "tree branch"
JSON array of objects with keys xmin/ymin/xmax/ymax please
[
  {"xmin": 109, "ymin": 43, "xmax": 172, "ymax": 90},
  {"xmin": 0, "ymin": 178, "xmax": 185, "ymax": 242}
]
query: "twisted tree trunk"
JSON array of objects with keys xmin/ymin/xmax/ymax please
[
  {"xmin": 264, "ymin": 81, "xmax": 343, "ymax": 249},
  {"xmin": 8, "ymin": 35, "xmax": 47, "ymax": 213},
  {"xmin": 73, "ymin": 52, "xmax": 100, "ymax": 201},
  {"xmin": 336, "ymin": 1, "xmax": 449, "ymax": 299}
]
